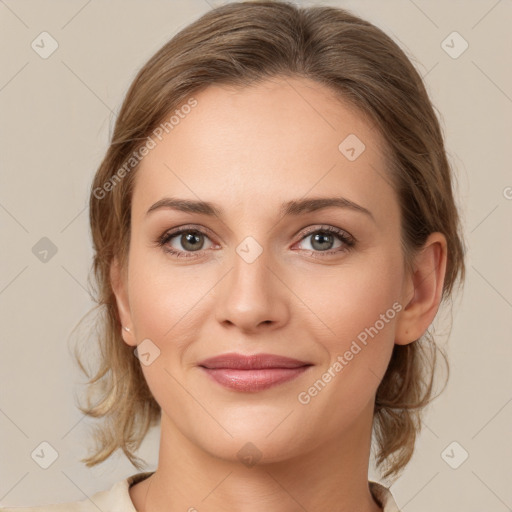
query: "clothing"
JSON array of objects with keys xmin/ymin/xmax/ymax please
[{"xmin": 1, "ymin": 471, "xmax": 401, "ymax": 511}]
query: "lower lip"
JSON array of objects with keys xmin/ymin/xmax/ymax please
[{"xmin": 200, "ymin": 366, "xmax": 311, "ymax": 392}]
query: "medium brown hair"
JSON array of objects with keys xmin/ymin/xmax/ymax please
[{"xmin": 74, "ymin": 0, "xmax": 466, "ymax": 481}]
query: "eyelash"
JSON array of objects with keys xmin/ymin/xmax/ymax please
[{"xmin": 156, "ymin": 224, "xmax": 356, "ymax": 260}]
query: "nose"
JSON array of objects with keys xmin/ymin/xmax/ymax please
[{"xmin": 214, "ymin": 245, "xmax": 290, "ymax": 334}]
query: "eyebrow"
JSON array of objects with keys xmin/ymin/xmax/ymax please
[{"xmin": 146, "ymin": 196, "xmax": 374, "ymax": 221}]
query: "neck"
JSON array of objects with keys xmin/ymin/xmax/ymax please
[{"xmin": 130, "ymin": 400, "xmax": 382, "ymax": 512}]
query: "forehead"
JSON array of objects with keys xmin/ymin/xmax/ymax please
[{"xmin": 132, "ymin": 76, "xmax": 398, "ymax": 225}]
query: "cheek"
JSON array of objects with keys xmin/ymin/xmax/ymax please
[
  {"xmin": 125, "ymin": 249, "xmax": 197, "ymax": 407},
  {"xmin": 293, "ymin": 256, "xmax": 403, "ymax": 429},
  {"xmin": 300, "ymin": 249, "xmax": 404, "ymax": 375},
  {"xmin": 127, "ymin": 246, "xmax": 210, "ymax": 340}
]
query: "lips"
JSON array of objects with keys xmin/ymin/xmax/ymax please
[
  {"xmin": 198, "ymin": 353, "xmax": 313, "ymax": 392},
  {"xmin": 198, "ymin": 353, "xmax": 311, "ymax": 370}
]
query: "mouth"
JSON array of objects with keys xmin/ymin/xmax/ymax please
[{"xmin": 198, "ymin": 353, "xmax": 313, "ymax": 392}]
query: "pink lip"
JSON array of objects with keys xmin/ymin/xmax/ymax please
[{"xmin": 198, "ymin": 353, "xmax": 313, "ymax": 392}]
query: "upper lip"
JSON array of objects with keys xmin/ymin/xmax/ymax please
[{"xmin": 198, "ymin": 353, "xmax": 312, "ymax": 370}]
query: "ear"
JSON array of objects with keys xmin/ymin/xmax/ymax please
[
  {"xmin": 395, "ymin": 232, "xmax": 448, "ymax": 345},
  {"xmin": 110, "ymin": 256, "xmax": 136, "ymax": 347}
]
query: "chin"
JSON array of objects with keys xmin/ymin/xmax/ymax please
[
  {"xmin": 191, "ymin": 420, "xmax": 312, "ymax": 466},
  {"xmin": 209, "ymin": 437, "xmax": 301, "ymax": 466}
]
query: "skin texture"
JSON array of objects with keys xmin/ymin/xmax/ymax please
[{"xmin": 111, "ymin": 76, "xmax": 447, "ymax": 512}]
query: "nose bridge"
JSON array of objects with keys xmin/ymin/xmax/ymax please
[{"xmin": 233, "ymin": 236, "xmax": 272, "ymax": 292}]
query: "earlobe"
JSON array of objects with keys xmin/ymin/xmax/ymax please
[
  {"xmin": 395, "ymin": 232, "xmax": 448, "ymax": 345},
  {"xmin": 110, "ymin": 257, "xmax": 136, "ymax": 347}
]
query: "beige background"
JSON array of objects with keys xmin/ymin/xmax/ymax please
[{"xmin": 1, "ymin": 0, "xmax": 511, "ymax": 510}]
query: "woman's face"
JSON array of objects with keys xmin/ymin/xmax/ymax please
[{"xmin": 115, "ymin": 76, "xmax": 413, "ymax": 462}]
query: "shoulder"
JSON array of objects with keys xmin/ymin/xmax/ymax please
[
  {"xmin": 0, "ymin": 472, "xmax": 154, "ymax": 512},
  {"xmin": 369, "ymin": 481, "xmax": 401, "ymax": 512}
]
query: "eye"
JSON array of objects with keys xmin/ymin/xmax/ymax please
[
  {"xmin": 294, "ymin": 225, "xmax": 355, "ymax": 257},
  {"xmin": 156, "ymin": 224, "xmax": 356, "ymax": 260},
  {"xmin": 157, "ymin": 226, "xmax": 216, "ymax": 259}
]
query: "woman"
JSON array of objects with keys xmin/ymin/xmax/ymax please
[{"xmin": 1, "ymin": 1, "xmax": 465, "ymax": 511}]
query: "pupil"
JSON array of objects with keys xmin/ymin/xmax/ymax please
[
  {"xmin": 312, "ymin": 233, "xmax": 333, "ymax": 251},
  {"xmin": 183, "ymin": 232, "xmax": 203, "ymax": 251}
]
